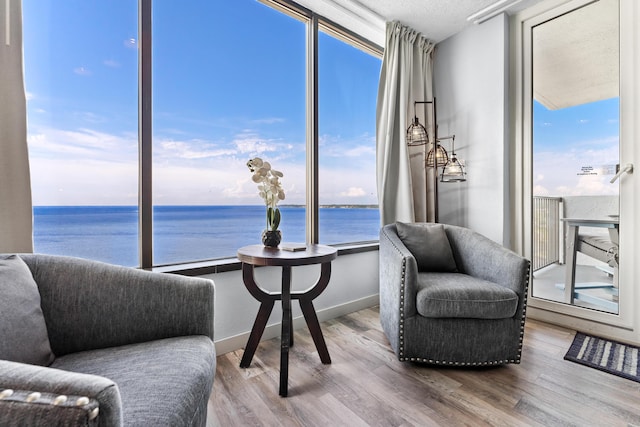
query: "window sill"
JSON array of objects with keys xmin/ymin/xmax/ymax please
[{"xmin": 149, "ymin": 241, "xmax": 379, "ymax": 276}]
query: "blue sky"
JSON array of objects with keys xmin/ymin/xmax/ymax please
[
  {"xmin": 533, "ymin": 97, "xmax": 620, "ymax": 197},
  {"xmin": 23, "ymin": 0, "xmax": 381, "ymax": 206},
  {"xmin": 22, "ymin": 1, "xmax": 619, "ymax": 206}
]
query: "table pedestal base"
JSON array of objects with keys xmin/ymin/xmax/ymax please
[{"xmin": 239, "ymin": 262, "xmax": 332, "ymax": 397}]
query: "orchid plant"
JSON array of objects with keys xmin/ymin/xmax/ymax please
[{"xmin": 247, "ymin": 157, "xmax": 285, "ymax": 232}]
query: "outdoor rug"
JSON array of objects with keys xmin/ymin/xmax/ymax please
[{"xmin": 564, "ymin": 332, "xmax": 640, "ymax": 383}]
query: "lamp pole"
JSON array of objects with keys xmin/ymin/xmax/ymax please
[
  {"xmin": 432, "ymin": 98, "xmax": 439, "ymax": 223},
  {"xmin": 413, "ymin": 99, "xmax": 439, "ymax": 223}
]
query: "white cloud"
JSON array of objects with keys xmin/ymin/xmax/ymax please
[
  {"xmin": 533, "ymin": 185, "xmax": 549, "ymax": 196},
  {"xmin": 222, "ymin": 177, "xmax": 252, "ymax": 199},
  {"xmin": 124, "ymin": 38, "xmax": 137, "ymax": 49},
  {"xmin": 73, "ymin": 111, "xmax": 106, "ymax": 124},
  {"xmin": 339, "ymin": 187, "xmax": 366, "ymax": 197},
  {"xmin": 27, "ymin": 124, "xmax": 375, "ymax": 205},
  {"xmin": 251, "ymin": 117, "xmax": 285, "ymax": 125},
  {"xmin": 233, "ymin": 132, "xmax": 277, "ymax": 154},
  {"xmin": 319, "ymin": 133, "xmax": 376, "ymax": 160},
  {"xmin": 28, "ymin": 127, "xmax": 137, "ymax": 159},
  {"xmin": 73, "ymin": 67, "xmax": 91, "ymax": 76},
  {"xmin": 344, "ymin": 145, "xmax": 376, "ymax": 157},
  {"xmin": 533, "ymin": 138, "xmax": 619, "ymax": 197},
  {"xmin": 103, "ymin": 59, "xmax": 121, "ymax": 68},
  {"xmin": 30, "ymin": 156, "xmax": 137, "ymax": 206},
  {"xmin": 156, "ymin": 139, "xmax": 236, "ymax": 160}
]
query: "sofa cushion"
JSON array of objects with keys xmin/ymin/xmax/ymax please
[
  {"xmin": 396, "ymin": 222, "xmax": 457, "ymax": 272},
  {"xmin": 0, "ymin": 255, "xmax": 55, "ymax": 366},
  {"xmin": 416, "ymin": 272, "xmax": 519, "ymax": 319},
  {"xmin": 51, "ymin": 335, "xmax": 215, "ymax": 427}
]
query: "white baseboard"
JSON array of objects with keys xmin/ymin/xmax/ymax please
[{"xmin": 214, "ymin": 294, "xmax": 379, "ymax": 355}]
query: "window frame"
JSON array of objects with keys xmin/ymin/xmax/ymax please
[{"xmin": 137, "ymin": 0, "xmax": 382, "ymax": 271}]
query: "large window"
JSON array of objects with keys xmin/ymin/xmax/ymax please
[
  {"xmin": 24, "ymin": 0, "xmax": 381, "ymax": 268},
  {"xmin": 23, "ymin": 1, "xmax": 139, "ymax": 266},
  {"xmin": 318, "ymin": 28, "xmax": 381, "ymax": 245},
  {"xmin": 152, "ymin": 0, "xmax": 306, "ymax": 264}
]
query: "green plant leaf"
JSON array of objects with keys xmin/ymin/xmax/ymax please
[
  {"xmin": 266, "ymin": 207, "xmax": 272, "ymax": 230},
  {"xmin": 272, "ymin": 208, "xmax": 281, "ymax": 231}
]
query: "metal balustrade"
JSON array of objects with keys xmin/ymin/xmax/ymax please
[{"xmin": 533, "ymin": 196, "xmax": 563, "ymax": 271}]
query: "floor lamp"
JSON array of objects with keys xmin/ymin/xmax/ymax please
[{"xmin": 406, "ymin": 98, "xmax": 465, "ymax": 222}]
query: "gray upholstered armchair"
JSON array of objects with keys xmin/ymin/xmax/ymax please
[
  {"xmin": 0, "ymin": 254, "xmax": 216, "ymax": 426},
  {"xmin": 379, "ymin": 223, "xmax": 530, "ymax": 366}
]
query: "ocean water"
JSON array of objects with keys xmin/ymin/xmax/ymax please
[{"xmin": 33, "ymin": 205, "xmax": 380, "ymax": 267}]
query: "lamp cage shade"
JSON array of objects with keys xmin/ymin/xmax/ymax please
[
  {"xmin": 406, "ymin": 117, "xmax": 428, "ymax": 146},
  {"xmin": 441, "ymin": 155, "xmax": 467, "ymax": 182},
  {"xmin": 426, "ymin": 144, "xmax": 449, "ymax": 168}
]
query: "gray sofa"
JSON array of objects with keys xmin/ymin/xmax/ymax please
[
  {"xmin": 379, "ymin": 223, "xmax": 530, "ymax": 365},
  {"xmin": 0, "ymin": 254, "xmax": 216, "ymax": 426}
]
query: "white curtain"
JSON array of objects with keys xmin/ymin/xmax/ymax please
[
  {"xmin": 0, "ymin": 0, "xmax": 34, "ymax": 253},
  {"xmin": 376, "ymin": 21, "xmax": 435, "ymax": 226}
]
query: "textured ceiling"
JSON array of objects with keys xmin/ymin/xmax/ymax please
[
  {"xmin": 296, "ymin": 0, "xmax": 546, "ymax": 47},
  {"xmin": 533, "ymin": 0, "xmax": 618, "ymax": 109}
]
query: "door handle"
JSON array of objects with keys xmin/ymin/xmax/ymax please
[{"xmin": 610, "ymin": 163, "xmax": 633, "ymax": 184}]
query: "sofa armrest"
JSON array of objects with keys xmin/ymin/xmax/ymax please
[
  {"xmin": 0, "ymin": 360, "xmax": 121, "ymax": 427},
  {"xmin": 20, "ymin": 254, "xmax": 215, "ymax": 357}
]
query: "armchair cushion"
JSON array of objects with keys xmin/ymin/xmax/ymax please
[
  {"xmin": 416, "ymin": 273, "xmax": 519, "ymax": 319},
  {"xmin": 395, "ymin": 222, "xmax": 457, "ymax": 272},
  {"xmin": 0, "ymin": 255, "xmax": 54, "ymax": 366},
  {"xmin": 51, "ymin": 335, "xmax": 215, "ymax": 427}
]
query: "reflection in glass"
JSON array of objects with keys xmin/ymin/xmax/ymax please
[
  {"xmin": 318, "ymin": 30, "xmax": 381, "ymax": 245},
  {"xmin": 152, "ymin": 0, "xmax": 306, "ymax": 264},
  {"xmin": 531, "ymin": 0, "xmax": 620, "ymax": 314}
]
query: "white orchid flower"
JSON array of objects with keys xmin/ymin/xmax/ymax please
[{"xmin": 247, "ymin": 157, "xmax": 286, "ymax": 231}]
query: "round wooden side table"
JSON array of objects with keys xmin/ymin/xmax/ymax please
[{"xmin": 237, "ymin": 244, "xmax": 338, "ymax": 397}]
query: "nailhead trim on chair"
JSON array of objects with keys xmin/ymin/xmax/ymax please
[
  {"xmin": 399, "ymin": 258, "xmax": 406, "ymax": 357},
  {"xmin": 395, "ymin": 242, "xmax": 532, "ymax": 366},
  {"xmin": 0, "ymin": 388, "xmax": 100, "ymax": 420}
]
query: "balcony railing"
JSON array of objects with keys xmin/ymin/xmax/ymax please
[{"xmin": 533, "ymin": 196, "xmax": 563, "ymax": 272}]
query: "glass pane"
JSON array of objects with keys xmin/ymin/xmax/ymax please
[
  {"xmin": 318, "ymin": 30, "xmax": 381, "ymax": 245},
  {"xmin": 531, "ymin": 0, "xmax": 620, "ymax": 314},
  {"xmin": 152, "ymin": 0, "xmax": 306, "ymax": 264},
  {"xmin": 23, "ymin": 1, "xmax": 139, "ymax": 266}
]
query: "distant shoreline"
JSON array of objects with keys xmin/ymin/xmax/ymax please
[
  {"xmin": 34, "ymin": 204, "xmax": 380, "ymax": 209},
  {"xmin": 282, "ymin": 204, "xmax": 378, "ymax": 209}
]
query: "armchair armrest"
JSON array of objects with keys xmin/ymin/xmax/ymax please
[
  {"xmin": 0, "ymin": 360, "xmax": 121, "ymax": 426},
  {"xmin": 445, "ymin": 227, "xmax": 530, "ymax": 296},
  {"xmin": 20, "ymin": 254, "xmax": 215, "ymax": 357},
  {"xmin": 379, "ymin": 225, "xmax": 421, "ymax": 353}
]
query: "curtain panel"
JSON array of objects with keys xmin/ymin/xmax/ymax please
[
  {"xmin": 376, "ymin": 21, "xmax": 435, "ymax": 226},
  {"xmin": 0, "ymin": 0, "xmax": 34, "ymax": 253}
]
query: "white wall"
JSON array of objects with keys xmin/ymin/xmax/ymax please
[
  {"xmin": 432, "ymin": 14, "xmax": 511, "ymax": 246},
  {"xmin": 205, "ymin": 250, "xmax": 380, "ymax": 355}
]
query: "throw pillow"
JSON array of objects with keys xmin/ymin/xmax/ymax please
[
  {"xmin": 0, "ymin": 255, "xmax": 55, "ymax": 366},
  {"xmin": 395, "ymin": 222, "xmax": 458, "ymax": 272}
]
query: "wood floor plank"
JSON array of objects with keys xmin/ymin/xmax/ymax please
[{"xmin": 209, "ymin": 306, "xmax": 640, "ymax": 426}]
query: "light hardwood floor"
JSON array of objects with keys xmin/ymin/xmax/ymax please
[{"xmin": 208, "ymin": 306, "xmax": 640, "ymax": 426}]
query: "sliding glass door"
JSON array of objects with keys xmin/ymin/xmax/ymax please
[
  {"xmin": 530, "ymin": 0, "xmax": 620, "ymax": 314},
  {"xmin": 519, "ymin": 0, "xmax": 639, "ymax": 335}
]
